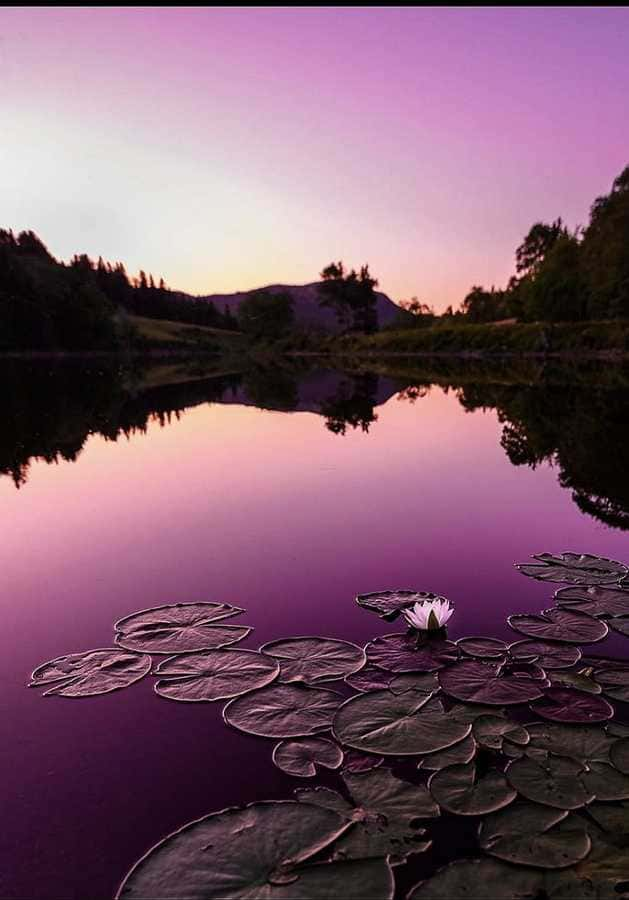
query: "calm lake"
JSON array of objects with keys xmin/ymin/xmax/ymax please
[{"xmin": 3, "ymin": 357, "xmax": 629, "ymax": 899}]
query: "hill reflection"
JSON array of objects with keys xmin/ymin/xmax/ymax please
[{"xmin": 3, "ymin": 356, "xmax": 629, "ymax": 530}]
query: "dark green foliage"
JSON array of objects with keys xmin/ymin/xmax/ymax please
[
  {"xmin": 460, "ymin": 286, "xmax": 509, "ymax": 323},
  {"xmin": 318, "ymin": 261, "xmax": 379, "ymax": 333},
  {"xmin": 0, "ymin": 227, "xmax": 237, "ymax": 350},
  {"xmin": 389, "ymin": 298, "xmax": 436, "ymax": 330},
  {"xmin": 338, "ymin": 318, "xmax": 629, "ymax": 355},
  {"xmin": 581, "ymin": 166, "xmax": 629, "ymax": 320},
  {"xmin": 451, "ymin": 165, "xmax": 629, "ymax": 326},
  {"xmin": 517, "ymin": 234, "xmax": 586, "ymax": 323},
  {"xmin": 515, "ymin": 218, "xmax": 566, "ymax": 277},
  {"xmin": 0, "ymin": 230, "xmax": 119, "ymax": 350},
  {"xmin": 236, "ymin": 289, "xmax": 295, "ymax": 339}
]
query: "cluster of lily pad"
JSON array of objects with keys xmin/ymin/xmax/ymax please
[{"xmin": 29, "ymin": 551, "xmax": 629, "ymax": 899}]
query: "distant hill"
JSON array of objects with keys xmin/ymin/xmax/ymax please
[{"xmin": 197, "ymin": 282, "xmax": 401, "ymax": 332}]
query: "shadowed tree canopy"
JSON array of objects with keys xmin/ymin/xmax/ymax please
[
  {"xmin": 0, "ymin": 229, "xmax": 121, "ymax": 351},
  {"xmin": 0, "ymin": 228, "xmax": 239, "ymax": 350},
  {"xmin": 517, "ymin": 233, "xmax": 585, "ymax": 323},
  {"xmin": 452, "ymin": 165, "xmax": 629, "ymax": 325},
  {"xmin": 515, "ymin": 219, "xmax": 567, "ymax": 278},
  {"xmin": 390, "ymin": 298, "xmax": 436, "ymax": 330},
  {"xmin": 318, "ymin": 261, "xmax": 379, "ymax": 333},
  {"xmin": 460, "ymin": 286, "xmax": 508, "ymax": 323},
  {"xmin": 236, "ymin": 289, "xmax": 295, "ymax": 340},
  {"xmin": 581, "ymin": 165, "xmax": 629, "ymax": 320}
]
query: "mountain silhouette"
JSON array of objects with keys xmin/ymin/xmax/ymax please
[{"xmin": 196, "ymin": 282, "xmax": 401, "ymax": 332}]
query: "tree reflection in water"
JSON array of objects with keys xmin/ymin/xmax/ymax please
[{"xmin": 3, "ymin": 357, "xmax": 629, "ymax": 531}]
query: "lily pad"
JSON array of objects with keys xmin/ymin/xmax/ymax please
[
  {"xmin": 345, "ymin": 668, "xmax": 440, "ymax": 696},
  {"xmin": 610, "ymin": 738, "xmax": 629, "ymax": 774},
  {"xmin": 345, "ymin": 767, "xmax": 439, "ymax": 820},
  {"xmin": 342, "ymin": 750, "xmax": 384, "ymax": 774},
  {"xmin": 502, "ymin": 740, "xmax": 527, "ymax": 760},
  {"xmin": 530, "ymin": 688, "xmax": 614, "ymax": 724},
  {"xmin": 456, "ymin": 637, "xmax": 508, "ymax": 660},
  {"xmin": 583, "ymin": 761, "xmax": 629, "ymax": 801},
  {"xmin": 479, "ymin": 801, "xmax": 591, "ymax": 869},
  {"xmin": 335, "ymin": 767, "xmax": 439, "ymax": 860},
  {"xmin": 505, "ymin": 755, "xmax": 594, "ymax": 809},
  {"xmin": 505, "ymin": 661, "xmax": 547, "ymax": 681},
  {"xmin": 418, "ymin": 732, "xmax": 477, "ymax": 771},
  {"xmin": 388, "ymin": 672, "xmax": 440, "ymax": 695},
  {"xmin": 154, "ymin": 649, "xmax": 279, "ymax": 702},
  {"xmin": 587, "ymin": 657, "xmax": 629, "ymax": 673},
  {"xmin": 472, "ymin": 715, "xmax": 529, "ymax": 751},
  {"xmin": 366, "ymin": 633, "xmax": 458, "ymax": 673},
  {"xmin": 272, "ymin": 738, "xmax": 343, "ymax": 778},
  {"xmin": 29, "ymin": 648, "xmax": 151, "ymax": 697},
  {"xmin": 587, "ymin": 799, "xmax": 629, "ymax": 834},
  {"xmin": 609, "ymin": 722, "xmax": 629, "ymax": 738},
  {"xmin": 224, "ymin": 684, "xmax": 342, "ymax": 738},
  {"xmin": 115, "ymin": 603, "xmax": 250, "ymax": 654},
  {"xmin": 574, "ymin": 816, "xmax": 629, "ymax": 898},
  {"xmin": 261, "ymin": 637, "xmax": 365, "ymax": 685},
  {"xmin": 438, "ymin": 660, "xmax": 545, "ymax": 705},
  {"xmin": 333, "ymin": 692, "xmax": 471, "ymax": 756},
  {"xmin": 356, "ymin": 590, "xmax": 447, "ymax": 621},
  {"xmin": 428, "ymin": 761, "xmax": 516, "ymax": 815},
  {"xmin": 609, "ymin": 617, "xmax": 629, "ymax": 637},
  {"xmin": 509, "ymin": 639, "xmax": 582, "ymax": 670},
  {"xmin": 594, "ymin": 668, "xmax": 629, "ymax": 702},
  {"xmin": 116, "ymin": 799, "xmax": 395, "ymax": 899},
  {"xmin": 407, "ymin": 858, "xmax": 541, "ymax": 900},
  {"xmin": 448, "ymin": 704, "xmax": 508, "ymax": 724},
  {"xmin": 297, "ymin": 767, "xmax": 437, "ymax": 863},
  {"xmin": 555, "ymin": 585, "xmax": 629, "ymax": 618},
  {"xmin": 548, "ymin": 670, "xmax": 601, "ymax": 694},
  {"xmin": 526, "ymin": 722, "xmax": 616, "ymax": 763},
  {"xmin": 345, "ymin": 665, "xmax": 395, "ymax": 693},
  {"xmin": 293, "ymin": 785, "xmax": 350, "ymax": 817},
  {"xmin": 516, "ymin": 552, "xmax": 627, "ymax": 585},
  {"xmin": 508, "ymin": 608, "xmax": 608, "ymax": 644}
]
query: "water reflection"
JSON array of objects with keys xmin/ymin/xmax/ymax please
[{"xmin": 3, "ymin": 357, "xmax": 629, "ymax": 530}]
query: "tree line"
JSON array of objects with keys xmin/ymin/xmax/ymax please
[
  {"xmin": 0, "ymin": 358, "xmax": 381, "ymax": 486},
  {"xmin": 0, "ymin": 230, "xmax": 238, "ymax": 351},
  {"xmin": 6, "ymin": 163, "xmax": 627, "ymax": 351},
  {"xmin": 0, "ymin": 224, "xmax": 383, "ymax": 350},
  {"xmin": 454, "ymin": 165, "xmax": 629, "ymax": 324},
  {"xmin": 234, "ymin": 262, "xmax": 380, "ymax": 340}
]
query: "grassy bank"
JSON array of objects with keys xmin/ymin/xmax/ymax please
[
  {"xmin": 130, "ymin": 315, "xmax": 245, "ymax": 351},
  {"xmin": 331, "ymin": 353, "xmax": 629, "ymax": 393},
  {"xmin": 331, "ymin": 319, "xmax": 629, "ymax": 357}
]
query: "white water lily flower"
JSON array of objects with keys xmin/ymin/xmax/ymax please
[{"xmin": 402, "ymin": 598, "xmax": 454, "ymax": 631}]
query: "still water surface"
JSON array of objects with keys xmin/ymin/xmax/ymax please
[{"xmin": 2, "ymin": 359, "xmax": 628, "ymax": 898}]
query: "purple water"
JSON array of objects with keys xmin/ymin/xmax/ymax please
[{"xmin": 2, "ymin": 364, "xmax": 628, "ymax": 899}]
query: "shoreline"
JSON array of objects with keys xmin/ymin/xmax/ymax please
[{"xmin": 3, "ymin": 348, "xmax": 629, "ymax": 362}]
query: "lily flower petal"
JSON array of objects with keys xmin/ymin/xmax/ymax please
[{"xmin": 403, "ymin": 597, "xmax": 454, "ymax": 631}]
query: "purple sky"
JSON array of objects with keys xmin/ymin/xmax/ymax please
[{"xmin": 3, "ymin": 7, "xmax": 629, "ymax": 310}]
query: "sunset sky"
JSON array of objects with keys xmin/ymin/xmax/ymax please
[{"xmin": 3, "ymin": 7, "xmax": 629, "ymax": 310}]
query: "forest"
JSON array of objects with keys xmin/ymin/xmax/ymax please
[
  {"xmin": 1, "ymin": 164, "xmax": 628, "ymax": 351},
  {"xmin": 413, "ymin": 165, "xmax": 629, "ymax": 327},
  {"xmin": 0, "ymin": 230, "xmax": 238, "ymax": 351}
]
